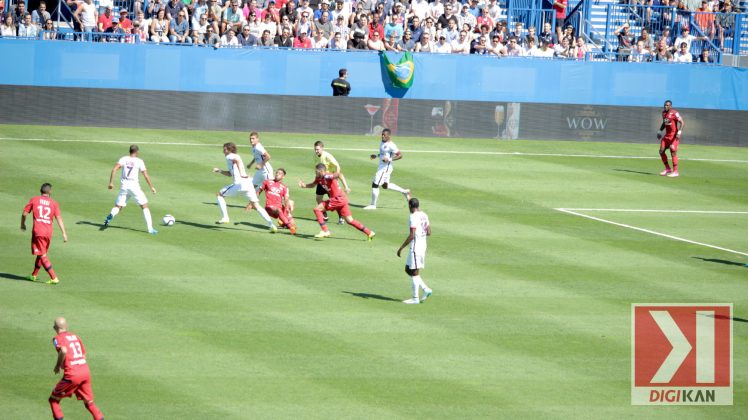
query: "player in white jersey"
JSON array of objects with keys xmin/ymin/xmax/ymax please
[
  {"xmin": 213, "ymin": 142, "xmax": 277, "ymax": 232},
  {"xmin": 363, "ymin": 128, "xmax": 411, "ymax": 210},
  {"xmin": 397, "ymin": 198, "xmax": 432, "ymax": 304},
  {"xmin": 247, "ymin": 132, "xmax": 273, "ymax": 192},
  {"xmin": 104, "ymin": 145, "xmax": 158, "ymax": 234}
]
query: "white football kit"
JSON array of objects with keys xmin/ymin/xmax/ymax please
[
  {"xmin": 115, "ymin": 155, "xmax": 148, "ymax": 207},
  {"xmin": 373, "ymin": 140, "xmax": 399, "ymax": 186},
  {"xmin": 220, "ymin": 152, "xmax": 259, "ymax": 203},
  {"xmin": 251, "ymin": 143, "xmax": 273, "ymax": 189},
  {"xmin": 406, "ymin": 210, "xmax": 430, "ymax": 270}
]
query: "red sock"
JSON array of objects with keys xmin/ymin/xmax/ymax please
[
  {"xmin": 32, "ymin": 256, "xmax": 42, "ymax": 277},
  {"xmin": 49, "ymin": 397, "xmax": 63, "ymax": 419},
  {"xmin": 348, "ymin": 219, "xmax": 371, "ymax": 235},
  {"xmin": 660, "ymin": 152, "xmax": 671, "ymax": 170},
  {"xmin": 313, "ymin": 208, "xmax": 328, "ymax": 231},
  {"xmin": 40, "ymin": 255, "xmax": 57, "ymax": 279},
  {"xmin": 84, "ymin": 401, "xmax": 104, "ymax": 420},
  {"xmin": 278, "ymin": 209, "xmax": 291, "ymax": 227},
  {"xmin": 672, "ymin": 154, "xmax": 679, "ymax": 171}
]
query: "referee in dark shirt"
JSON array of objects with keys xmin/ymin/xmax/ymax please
[{"xmin": 331, "ymin": 68, "xmax": 351, "ymax": 96}]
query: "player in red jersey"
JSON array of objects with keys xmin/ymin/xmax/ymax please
[
  {"xmin": 20, "ymin": 183, "xmax": 68, "ymax": 284},
  {"xmin": 256, "ymin": 168, "xmax": 297, "ymax": 235},
  {"xmin": 49, "ymin": 317, "xmax": 105, "ymax": 420},
  {"xmin": 298, "ymin": 164, "xmax": 376, "ymax": 240},
  {"xmin": 657, "ymin": 100, "xmax": 684, "ymax": 177}
]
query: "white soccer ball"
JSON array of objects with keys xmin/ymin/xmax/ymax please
[{"xmin": 162, "ymin": 214, "xmax": 176, "ymax": 226}]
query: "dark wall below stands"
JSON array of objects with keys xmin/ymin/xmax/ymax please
[{"xmin": 1, "ymin": 85, "xmax": 745, "ymax": 147}]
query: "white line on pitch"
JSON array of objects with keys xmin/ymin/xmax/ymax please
[
  {"xmin": 555, "ymin": 208, "xmax": 748, "ymax": 257},
  {"xmin": 561, "ymin": 208, "xmax": 748, "ymax": 214},
  {"xmin": 2, "ymin": 137, "xmax": 748, "ymax": 163}
]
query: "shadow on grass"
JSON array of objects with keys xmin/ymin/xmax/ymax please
[
  {"xmin": 613, "ymin": 169, "xmax": 657, "ymax": 176},
  {"xmin": 0, "ymin": 272, "xmax": 31, "ymax": 282},
  {"xmin": 711, "ymin": 314, "xmax": 748, "ymax": 324},
  {"xmin": 76, "ymin": 221, "xmax": 143, "ymax": 233},
  {"xmin": 342, "ymin": 291, "xmax": 401, "ymax": 302},
  {"xmin": 177, "ymin": 220, "xmax": 243, "ymax": 231},
  {"xmin": 201, "ymin": 201, "xmax": 244, "ymax": 209},
  {"xmin": 692, "ymin": 257, "xmax": 747, "ymax": 268}
]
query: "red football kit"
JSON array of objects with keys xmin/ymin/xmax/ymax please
[
  {"xmin": 313, "ymin": 173, "xmax": 352, "ymax": 217},
  {"xmin": 24, "ymin": 195, "xmax": 60, "ymax": 255},
  {"xmin": 661, "ymin": 108, "xmax": 683, "ymax": 150},
  {"xmin": 52, "ymin": 331, "xmax": 93, "ymax": 400},
  {"xmin": 259, "ymin": 179, "xmax": 295, "ymax": 231}
]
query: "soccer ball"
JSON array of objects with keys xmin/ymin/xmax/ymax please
[{"xmin": 162, "ymin": 215, "xmax": 176, "ymax": 226}]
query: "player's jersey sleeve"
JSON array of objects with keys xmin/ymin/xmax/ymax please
[
  {"xmin": 117, "ymin": 156, "xmax": 128, "ymax": 167},
  {"xmin": 254, "ymin": 144, "xmax": 267, "ymax": 163},
  {"xmin": 23, "ymin": 198, "xmax": 34, "ymax": 214},
  {"xmin": 53, "ymin": 334, "xmax": 66, "ymax": 351},
  {"xmin": 673, "ymin": 111, "xmax": 682, "ymax": 123},
  {"xmin": 409, "ymin": 213, "xmax": 418, "ymax": 230},
  {"xmin": 137, "ymin": 158, "xmax": 147, "ymax": 172},
  {"xmin": 51, "ymin": 199, "xmax": 60, "ymax": 219},
  {"xmin": 390, "ymin": 142, "xmax": 400, "ymax": 155}
]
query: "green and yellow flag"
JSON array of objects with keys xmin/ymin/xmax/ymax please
[{"xmin": 381, "ymin": 51, "xmax": 415, "ymax": 89}]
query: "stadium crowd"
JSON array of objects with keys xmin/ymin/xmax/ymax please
[{"xmin": 0, "ymin": 0, "xmax": 743, "ymax": 61}]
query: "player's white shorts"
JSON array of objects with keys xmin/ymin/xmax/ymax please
[
  {"xmin": 372, "ymin": 163, "xmax": 393, "ymax": 186},
  {"xmin": 115, "ymin": 185, "xmax": 148, "ymax": 207},
  {"xmin": 406, "ymin": 248, "xmax": 426, "ymax": 270},
  {"xmin": 220, "ymin": 183, "xmax": 259, "ymax": 203},
  {"xmin": 253, "ymin": 165, "xmax": 273, "ymax": 189}
]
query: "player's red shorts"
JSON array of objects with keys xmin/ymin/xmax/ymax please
[
  {"xmin": 31, "ymin": 235, "xmax": 50, "ymax": 255},
  {"xmin": 52, "ymin": 375, "xmax": 94, "ymax": 401},
  {"xmin": 660, "ymin": 135, "xmax": 679, "ymax": 152},
  {"xmin": 323, "ymin": 196, "xmax": 352, "ymax": 218},
  {"xmin": 265, "ymin": 206, "xmax": 281, "ymax": 218}
]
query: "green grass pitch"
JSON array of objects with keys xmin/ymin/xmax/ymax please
[{"xmin": 0, "ymin": 124, "xmax": 746, "ymax": 419}]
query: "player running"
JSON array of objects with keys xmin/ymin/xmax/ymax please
[
  {"xmin": 397, "ymin": 198, "xmax": 433, "ymax": 304},
  {"xmin": 313, "ymin": 140, "xmax": 350, "ymax": 225},
  {"xmin": 104, "ymin": 145, "xmax": 158, "ymax": 234},
  {"xmin": 299, "ymin": 163, "xmax": 376, "ymax": 240},
  {"xmin": 214, "ymin": 142, "xmax": 277, "ymax": 232},
  {"xmin": 21, "ymin": 183, "xmax": 68, "ymax": 284},
  {"xmin": 49, "ymin": 317, "xmax": 105, "ymax": 420},
  {"xmin": 248, "ymin": 132, "xmax": 273, "ymax": 192},
  {"xmin": 256, "ymin": 168, "xmax": 297, "ymax": 235},
  {"xmin": 657, "ymin": 100, "xmax": 684, "ymax": 177},
  {"xmin": 364, "ymin": 128, "xmax": 411, "ymax": 210}
]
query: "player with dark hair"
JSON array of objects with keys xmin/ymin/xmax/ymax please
[
  {"xmin": 257, "ymin": 168, "xmax": 297, "ymax": 235},
  {"xmin": 21, "ymin": 183, "xmax": 68, "ymax": 284},
  {"xmin": 657, "ymin": 100, "xmax": 684, "ymax": 177},
  {"xmin": 313, "ymin": 140, "xmax": 350, "ymax": 225},
  {"xmin": 49, "ymin": 317, "xmax": 105, "ymax": 420},
  {"xmin": 104, "ymin": 144, "xmax": 158, "ymax": 233},
  {"xmin": 397, "ymin": 198, "xmax": 433, "ymax": 304},
  {"xmin": 364, "ymin": 128, "xmax": 411, "ymax": 210},
  {"xmin": 299, "ymin": 164, "xmax": 375, "ymax": 240}
]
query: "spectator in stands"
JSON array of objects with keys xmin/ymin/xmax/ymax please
[
  {"xmin": 332, "ymin": 15, "xmax": 348, "ymax": 40},
  {"xmin": 631, "ymin": 39, "xmax": 652, "ymax": 62},
  {"xmin": 451, "ymin": 29, "xmax": 471, "ymax": 54},
  {"xmin": 526, "ymin": 25, "xmax": 538, "ymax": 45},
  {"xmin": 534, "ymin": 39, "xmax": 555, "ymax": 57},
  {"xmin": 74, "ymin": 0, "xmax": 98, "ymax": 36},
  {"xmin": 466, "ymin": 0, "xmax": 481, "ymax": 18},
  {"xmin": 429, "ymin": 0, "xmax": 444, "ymax": 21},
  {"xmin": 41, "ymin": 19, "xmax": 57, "ymax": 40},
  {"xmin": 716, "ymin": 2, "xmax": 736, "ymax": 49},
  {"xmin": 416, "ymin": 31, "xmax": 434, "ymax": 52},
  {"xmin": 539, "ymin": 21, "xmax": 557, "ymax": 46},
  {"xmin": 220, "ymin": 27, "xmax": 239, "ymax": 46},
  {"xmin": 133, "ymin": 22, "xmax": 147, "ymax": 42},
  {"xmin": 384, "ymin": 14, "xmax": 404, "ymax": 40},
  {"xmin": 348, "ymin": 30, "xmax": 367, "ymax": 49},
  {"xmin": 560, "ymin": 23, "xmax": 575, "ymax": 44},
  {"xmin": 105, "ymin": 16, "xmax": 127, "ymax": 42},
  {"xmin": 369, "ymin": 11, "xmax": 384, "ymax": 38},
  {"xmin": 97, "ymin": 6, "xmax": 114, "ymax": 33},
  {"xmin": 10, "ymin": 1, "xmax": 26, "ymax": 30},
  {"xmin": 351, "ymin": 13, "xmax": 369, "ymax": 39},
  {"xmin": 554, "ymin": 37, "xmax": 572, "ymax": 57},
  {"xmin": 18, "ymin": 13, "xmax": 39, "ymax": 37},
  {"xmin": 476, "ymin": 7, "xmax": 494, "ymax": 30},
  {"xmin": 553, "ymin": 0, "xmax": 567, "ymax": 32},
  {"xmin": 674, "ymin": 41, "xmax": 693, "ymax": 61},
  {"xmin": 257, "ymin": 29, "xmax": 272, "ymax": 46},
  {"xmin": 490, "ymin": 20, "xmax": 507, "ymax": 44},
  {"xmin": 298, "ymin": 0, "xmax": 313, "ymax": 19},
  {"xmin": 207, "ymin": 0, "xmax": 222, "ymax": 25},
  {"xmin": 367, "ymin": 29, "xmax": 384, "ymax": 50},
  {"xmin": 637, "ymin": 27, "xmax": 655, "ymax": 51},
  {"xmin": 470, "ymin": 34, "xmax": 489, "ymax": 54},
  {"xmin": 312, "ymin": 28, "xmax": 329, "ymax": 48},
  {"xmin": 331, "ymin": 1, "xmax": 347, "ymax": 23},
  {"xmin": 439, "ymin": 17, "xmax": 457, "ymax": 43},
  {"xmin": 615, "ymin": 23, "xmax": 633, "ymax": 61},
  {"xmin": 280, "ymin": 1, "xmax": 298, "ymax": 24},
  {"xmin": 523, "ymin": 37, "xmax": 538, "ymax": 56},
  {"xmin": 193, "ymin": 0, "xmax": 209, "ymax": 27},
  {"xmin": 169, "ymin": 10, "xmax": 192, "ymax": 43},
  {"xmin": 98, "ymin": 0, "xmax": 113, "ymax": 16},
  {"xmin": 400, "ymin": 29, "xmax": 416, "ymax": 51},
  {"xmin": 316, "ymin": 11, "xmax": 334, "ymax": 38},
  {"xmin": 192, "ymin": 13, "xmax": 211, "ymax": 43},
  {"xmin": 653, "ymin": 39, "xmax": 673, "ymax": 61},
  {"xmin": 659, "ymin": 26, "xmax": 674, "ymax": 49},
  {"xmin": 432, "ymin": 33, "xmax": 451, "ymax": 53},
  {"xmin": 204, "ymin": 26, "xmax": 221, "ymax": 47},
  {"xmin": 237, "ymin": 24, "xmax": 256, "ymax": 45},
  {"xmin": 509, "ymin": 21, "xmax": 524, "ymax": 46},
  {"xmin": 329, "ymin": 31, "xmax": 346, "ymax": 49},
  {"xmin": 458, "ymin": 4, "xmax": 476, "ymax": 30},
  {"xmin": 120, "ymin": 10, "xmax": 133, "ymax": 34},
  {"xmin": 505, "ymin": 36, "xmax": 522, "ymax": 56},
  {"xmin": 150, "ymin": 8, "xmax": 170, "ymax": 43},
  {"xmin": 571, "ymin": 37, "xmax": 589, "ymax": 60},
  {"xmin": 166, "ymin": 0, "xmax": 185, "ymax": 20},
  {"xmin": 32, "ymin": 2, "xmax": 51, "ymax": 27},
  {"xmin": 263, "ymin": 1, "xmax": 281, "ymax": 23},
  {"xmin": 408, "ymin": 16, "xmax": 423, "ymax": 42},
  {"xmin": 698, "ymin": 48, "xmax": 714, "ymax": 62},
  {"xmin": 223, "ymin": 1, "xmax": 246, "ymax": 35},
  {"xmin": 245, "ymin": 0, "xmax": 262, "ymax": 18},
  {"xmin": 295, "ymin": 11, "xmax": 313, "ymax": 37},
  {"xmin": 314, "ymin": 0, "xmax": 331, "ymax": 21},
  {"xmin": 261, "ymin": 12, "xmax": 277, "ymax": 38},
  {"xmin": 384, "ymin": 31, "xmax": 401, "ymax": 51},
  {"xmin": 293, "ymin": 29, "xmax": 312, "ymax": 47},
  {"xmin": 147, "ymin": 0, "xmax": 166, "ymax": 19},
  {"xmin": 1, "ymin": 14, "xmax": 16, "ymax": 37},
  {"xmin": 246, "ymin": 12, "xmax": 262, "ymax": 38},
  {"xmin": 489, "ymin": 34, "xmax": 506, "ymax": 56},
  {"xmin": 133, "ymin": 10, "xmax": 149, "ymax": 32},
  {"xmin": 410, "ymin": 0, "xmax": 429, "ymax": 21},
  {"xmin": 695, "ymin": 1, "xmax": 716, "ymax": 39},
  {"xmin": 274, "ymin": 26, "xmax": 293, "ymax": 46},
  {"xmin": 674, "ymin": 27, "xmax": 701, "ymax": 52}
]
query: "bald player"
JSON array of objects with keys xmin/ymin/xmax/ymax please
[
  {"xmin": 49, "ymin": 317, "xmax": 105, "ymax": 420},
  {"xmin": 313, "ymin": 140, "xmax": 350, "ymax": 225}
]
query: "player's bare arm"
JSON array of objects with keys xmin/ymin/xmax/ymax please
[
  {"xmin": 20, "ymin": 211, "xmax": 28, "ymax": 231},
  {"xmin": 213, "ymin": 167, "xmax": 230, "ymax": 176},
  {"xmin": 56, "ymin": 214, "xmax": 69, "ymax": 242},
  {"xmin": 426, "ymin": 225, "xmax": 432, "ymax": 236},
  {"xmin": 391, "ymin": 151, "xmax": 403, "ymax": 161},
  {"xmin": 108, "ymin": 163, "xmax": 122, "ymax": 189},
  {"xmin": 142, "ymin": 170, "xmax": 157, "ymax": 194},
  {"xmin": 298, "ymin": 179, "xmax": 316, "ymax": 189},
  {"xmin": 258, "ymin": 151, "xmax": 271, "ymax": 169},
  {"xmin": 676, "ymin": 118, "xmax": 684, "ymax": 137},
  {"xmin": 339, "ymin": 173, "xmax": 351, "ymax": 192},
  {"xmin": 54, "ymin": 346, "xmax": 66, "ymax": 374},
  {"xmin": 397, "ymin": 228, "xmax": 416, "ymax": 257}
]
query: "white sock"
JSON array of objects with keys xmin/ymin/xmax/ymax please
[
  {"xmin": 109, "ymin": 207, "xmax": 120, "ymax": 218},
  {"xmin": 410, "ymin": 276, "xmax": 419, "ymax": 299},
  {"xmin": 254, "ymin": 204, "xmax": 273, "ymax": 225},
  {"xmin": 414, "ymin": 275, "xmax": 430, "ymax": 292},
  {"xmin": 143, "ymin": 208, "xmax": 153, "ymax": 231},
  {"xmin": 387, "ymin": 183, "xmax": 406, "ymax": 194},
  {"xmin": 216, "ymin": 196, "xmax": 228, "ymax": 220},
  {"xmin": 370, "ymin": 187, "xmax": 380, "ymax": 206}
]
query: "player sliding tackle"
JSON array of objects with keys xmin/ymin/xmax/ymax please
[
  {"xmin": 256, "ymin": 168, "xmax": 297, "ymax": 235},
  {"xmin": 213, "ymin": 142, "xmax": 277, "ymax": 233},
  {"xmin": 299, "ymin": 164, "xmax": 376, "ymax": 240}
]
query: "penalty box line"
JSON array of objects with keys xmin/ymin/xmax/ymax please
[
  {"xmin": 2, "ymin": 137, "xmax": 748, "ymax": 164},
  {"xmin": 555, "ymin": 208, "xmax": 748, "ymax": 257}
]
